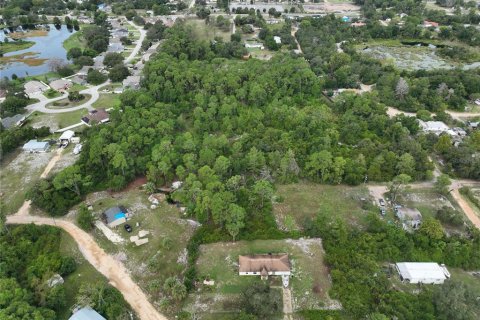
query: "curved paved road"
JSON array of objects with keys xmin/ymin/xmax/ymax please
[
  {"xmin": 26, "ymin": 20, "xmax": 146, "ymax": 115},
  {"xmin": 6, "ymin": 214, "xmax": 167, "ymax": 320}
]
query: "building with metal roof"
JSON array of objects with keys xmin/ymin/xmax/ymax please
[
  {"xmin": 69, "ymin": 307, "xmax": 106, "ymax": 320},
  {"xmin": 395, "ymin": 262, "xmax": 450, "ymax": 284}
]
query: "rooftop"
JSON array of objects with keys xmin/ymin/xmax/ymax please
[
  {"xmin": 69, "ymin": 307, "xmax": 106, "ymax": 320},
  {"xmin": 239, "ymin": 254, "xmax": 290, "ymax": 274},
  {"xmin": 104, "ymin": 206, "xmax": 127, "ymax": 223},
  {"xmin": 396, "ymin": 262, "xmax": 448, "ymax": 280}
]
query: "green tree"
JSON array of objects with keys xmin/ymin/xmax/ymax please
[
  {"xmin": 434, "ymin": 174, "xmax": 451, "ymax": 196},
  {"xmin": 53, "ymin": 165, "xmax": 91, "ymax": 197},
  {"xmin": 388, "ymin": 174, "xmax": 411, "ymax": 204},
  {"xmin": 77, "ymin": 204, "xmax": 94, "ymax": 231},
  {"xmin": 109, "ymin": 65, "xmax": 130, "ymax": 82},
  {"xmin": 103, "ymin": 52, "xmax": 124, "ymax": 68},
  {"xmin": 226, "ymin": 204, "xmax": 245, "ymax": 241},
  {"xmin": 306, "ymin": 150, "xmax": 333, "ymax": 182},
  {"xmin": 86, "ymin": 70, "xmax": 107, "ymax": 85},
  {"xmin": 241, "ymin": 282, "xmax": 281, "ymax": 317}
]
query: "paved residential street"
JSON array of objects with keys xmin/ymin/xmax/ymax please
[{"xmin": 25, "ymin": 19, "xmax": 146, "ymax": 115}]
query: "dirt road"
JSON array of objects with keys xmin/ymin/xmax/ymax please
[
  {"xmin": 451, "ymin": 189, "xmax": 480, "ymax": 229},
  {"xmin": 41, "ymin": 148, "xmax": 63, "ymax": 178},
  {"xmin": 386, "ymin": 106, "xmax": 480, "ymax": 122},
  {"xmin": 6, "ymin": 214, "xmax": 168, "ymax": 320}
]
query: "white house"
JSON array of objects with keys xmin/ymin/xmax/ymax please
[
  {"xmin": 273, "ymin": 36, "xmax": 282, "ymax": 44},
  {"xmin": 396, "ymin": 262, "xmax": 450, "ymax": 284},
  {"xmin": 22, "ymin": 140, "xmax": 50, "ymax": 153},
  {"xmin": 418, "ymin": 120, "xmax": 450, "ymax": 135},
  {"xmin": 239, "ymin": 254, "xmax": 291, "ymax": 287},
  {"xmin": 69, "ymin": 307, "xmax": 105, "ymax": 320}
]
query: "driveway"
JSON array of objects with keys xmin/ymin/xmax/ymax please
[
  {"xmin": 26, "ymin": 20, "xmax": 146, "ymax": 115},
  {"xmin": 7, "ymin": 214, "xmax": 167, "ymax": 320}
]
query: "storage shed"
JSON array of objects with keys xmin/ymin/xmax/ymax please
[
  {"xmin": 103, "ymin": 206, "xmax": 127, "ymax": 227},
  {"xmin": 59, "ymin": 130, "xmax": 75, "ymax": 143},
  {"xmin": 395, "ymin": 262, "xmax": 450, "ymax": 284}
]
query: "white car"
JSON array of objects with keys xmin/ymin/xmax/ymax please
[{"xmin": 73, "ymin": 144, "xmax": 82, "ymax": 155}]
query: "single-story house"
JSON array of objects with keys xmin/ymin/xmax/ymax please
[
  {"xmin": 93, "ymin": 55, "xmax": 105, "ymax": 69},
  {"xmin": 81, "ymin": 108, "xmax": 110, "ymax": 126},
  {"xmin": 423, "ymin": 20, "xmax": 439, "ymax": 28},
  {"xmin": 122, "ymin": 76, "xmax": 141, "ymax": 90},
  {"xmin": 418, "ymin": 120, "xmax": 450, "ymax": 135},
  {"xmin": 22, "ymin": 140, "xmax": 50, "ymax": 153},
  {"xmin": 239, "ymin": 254, "xmax": 291, "ymax": 286},
  {"xmin": 24, "ymin": 80, "xmax": 48, "ymax": 96},
  {"xmin": 70, "ymin": 75, "xmax": 87, "ymax": 85},
  {"xmin": 245, "ymin": 42, "xmax": 264, "ymax": 50},
  {"xmin": 112, "ymin": 28, "xmax": 128, "ymax": 38},
  {"xmin": 103, "ymin": 206, "xmax": 128, "ymax": 227},
  {"xmin": 396, "ymin": 262, "xmax": 450, "ymax": 284},
  {"xmin": 107, "ymin": 43, "xmax": 124, "ymax": 53},
  {"xmin": 49, "ymin": 79, "xmax": 72, "ymax": 92},
  {"xmin": 1, "ymin": 114, "xmax": 26, "ymax": 129},
  {"xmin": 69, "ymin": 307, "xmax": 106, "ymax": 320},
  {"xmin": 468, "ymin": 121, "xmax": 479, "ymax": 130},
  {"xmin": 59, "ymin": 130, "xmax": 75, "ymax": 143}
]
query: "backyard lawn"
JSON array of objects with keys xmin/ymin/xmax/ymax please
[
  {"xmin": 274, "ymin": 183, "xmax": 372, "ymax": 230},
  {"xmin": 28, "ymin": 108, "xmax": 88, "ymax": 132},
  {"xmin": 63, "ymin": 29, "xmax": 85, "ymax": 51},
  {"xmin": 92, "ymin": 93, "xmax": 121, "ymax": 109},
  {"xmin": 0, "ymin": 149, "xmax": 54, "ymax": 215},
  {"xmin": 82, "ymin": 187, "xmax": 197, "ymax": 314},
  {"xmin": 185, "ymin": 238, "xmax": 338, "ymax": 316}
]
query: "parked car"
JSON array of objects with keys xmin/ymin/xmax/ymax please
[
  {"xmin": 380, "ymin": 208, "xmax": 386, "ymax": 216},
  {"xmin": 124, "ymin": 224, "xmax": 132, "ymax": 233},
  {"xmin": 379, "ymin": 198, "xmax": 385, "ymax": 206}
]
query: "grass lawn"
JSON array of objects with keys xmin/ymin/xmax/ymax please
[
  {"xmin": 63, "ymin": 29, "xmax": 85, "ymax": 51},
  {"xmin": 44, "ymin": 88, "xmax": 62, "ymax": 99},
  {"xmin": 0, "ymin": 40, "xmax": 34, "ymax": 54},
  {"xmin": 58, "ymin": 230, "xmax": 107, "ymax": 320},
  {"xmin": 83, "ymin": 187, "xmax": 196, "ymax": 312},
  {"xmin": 274, "ymin": 183, "xmax": 372, "ymax": 230},
  {"xmin": 0, "ymin": 149, "xmax": 54, "ymax": 215},
  {"xmin": 92, "ymin": 93, "xmax": 121, "ymax": 109},
  {"xmin": 46, "ymin": 94, "xmax": 91, "ymax": 109},
  {"xmin": 185, "ymin": 238, "xmax": 337, "ymax": 316},
  {"xmin": 186, "ymin": 18, "xmax": 231, "ymax": 42},
  {"xmin": 28, "ymin": 108, "xmax": 88, "ymax": 131},
  {"xmin": 69, "ymin": 83, "xmax": 88, "ymax": 92}
]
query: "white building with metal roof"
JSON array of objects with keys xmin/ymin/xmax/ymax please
[
  {"xmin": 395, "ymin": 262, "xmax": 450, "ymax": 284},
  {"xmin": 22, "ymin": 140, "xmax": 50, "ymax": 153}
]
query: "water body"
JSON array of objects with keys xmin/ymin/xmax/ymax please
[{"xmin": 0, "ymin": 24, "xmax": 76, "ymax": 79}]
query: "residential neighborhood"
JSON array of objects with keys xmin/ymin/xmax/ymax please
[{"xmin": 1, "ymin": 1, "xmax": 480, "ymax": 320}]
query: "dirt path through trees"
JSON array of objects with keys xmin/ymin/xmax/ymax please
[
  {"xmin": 6, "ymin": 214, "xmax": 168, "ymax": 320},
  {"xmin": 451, "ymin": 189, "xmax": 480, "ymax": 229}
]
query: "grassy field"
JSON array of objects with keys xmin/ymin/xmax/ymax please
[
  {"xmin": 186, "ymin": 18, "xmax": 231, "ymax": 42},
  {"xmin": 46, "ymin": 94, "xmax": 91, "ymax": 109},
  {"xmin": 0, "ymin": 149, "xmax": 54, "ymax": 215},
  {"xmin": 185, "ymin": 238, "xmax": 337, "ymax": 316},
  {"xmin": 69, "ymin": 83, "xmax": 88, "ymax": 92},
  {"xmin": 58, "ymin": 230, "xmax": 107, "ymax": 320},
  {"xmin": 92, "ymin": 93, "xmax": 121, "ymax": 109},
  {"xmin": 84, "ymin": 187, "xmax": 196, "ymax": 311},
  {"xmin": 274, "ymin": 183, "xmax": 371, "ymax": 230},
  {"xmin": 0, "ymin": 40, "xmax": 34, "ymax": 54},
  {"xmin": 63, "ymin": 29, "xmax": 85, "ymax": 51},
  {"xmin": 28, "ymin": 108, "xmax": 88, "ymax": 131}
]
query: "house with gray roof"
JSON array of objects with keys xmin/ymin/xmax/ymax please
[
  {"xmin": 122, "ymin": 75, "xmax": 141, "ymax": 90},
  {"xmin": 107, "ymin": 43, "xmax": 124, "ymax": 53},
  {"xmin": 103, "ymin": 206, "xmax": 128, "ymax": 227},
  {"xmin": 24, "ymin": 80, "xmax": 48, "ymax": 96},
  {"xmin": 1, "ymin": 114, "xmax": 26, "ymax": 129},
  {"xmin": 22, "ymin": 140, "xmax": 50, "ymax": 153}
]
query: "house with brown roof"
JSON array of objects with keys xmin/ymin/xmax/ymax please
[
  {"xmin": 81, "ymin": 108, "xmax": 110, "ymax": 126},
  {"xmin": 239, "ymin": 254, "xmax": 291, "ymax": 287}
]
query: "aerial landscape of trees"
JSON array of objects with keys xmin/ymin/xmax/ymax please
[{"xmin": 2, "ymin": 0, "xmax": 480, "ymax": 318}]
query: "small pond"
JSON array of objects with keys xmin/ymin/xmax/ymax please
[{"xmin": 0, "ymin": 24, "xmax": 76, "ymax": 79}]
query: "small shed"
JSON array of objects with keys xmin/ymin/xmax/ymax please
[
  {"xmin": 103, "ymin": 206, "xmax": 127, "ymax": 227},
  {"xmin": 396, "ymin": 262, "xmax": 450, "ymax": 284},
  {"xmin": 59, "ymin": 130, "xmax": 75, "ymax": 143},
  {"xmin": 69, "ymin": 307, "xmax": 106, "ymax": 320},
  {"xmin": 22, "ymin": 140, "xmax": 50, "ymax": 153}
]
